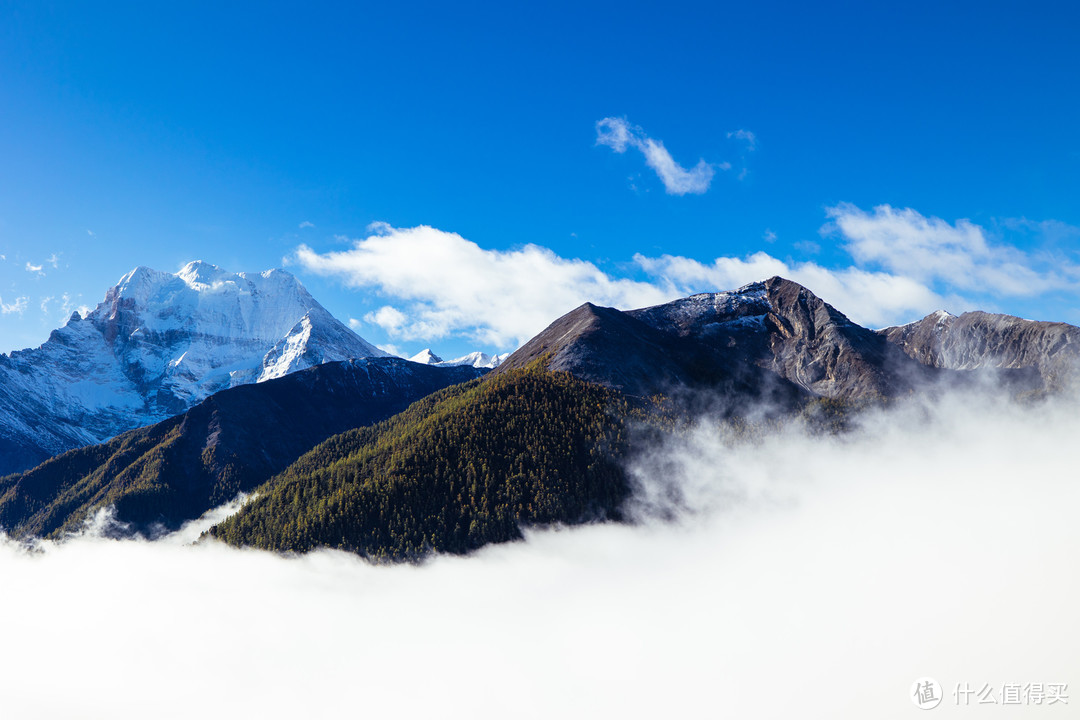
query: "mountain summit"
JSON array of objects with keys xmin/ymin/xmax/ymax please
[
  {"xmin": 497, "ymin": 276, "xmax": 931, "ymax": 403},
  {"xmin": 0, "ymin": 261, "xmax": 386, "ymax": 475}
]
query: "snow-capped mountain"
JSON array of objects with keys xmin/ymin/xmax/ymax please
[
  {"xmin": 408, "ymin": 348, "xmax": 508, "ymax": 369},
  {"xmin": 0, "ymin": 261, "xmax": 387, "ymax": 475},
  {"xmin": 408, "ymin": 348, "xmax": 444, "ymax": 365}
]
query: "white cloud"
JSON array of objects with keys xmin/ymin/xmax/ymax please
[
  {"xmin": 825, "ymin": 203, "xmax": 1080, "ymax": 296},
  {"xmin": 46, "ymin": 253, "xmax": 59, "ymax": 268},
  {"xmin": 295, "ymin": 203, "xmax": 1080, "ymax": 348},
  {"xmin": 295, "ymin": 224, "xmax": 675, "ymax": 348},
  {"xmin": 1, "ymin": 295, "xmax": 29, "ymax": 315},
  {"xmin": 299, "ymin": 221, "xmax": 315, "ymax": 229},
  {"xmin": 727, "ymin": 128, "xmax": 757, "ymax": 150},
  {"xmin": 40, "ymin": 296, "xmax": 54, "ymax": 314},
  {"xmin": 25, "ymin": 262, "xmax": 44, "ymax": 277},
  {"xmin": 999, "ymin": 216, "xmax": 1080, "ymax": 245},
  {"xmin": 596, "ymin": 117, "xmax": 719, "ymax": 195},
  {"xmin": 363, "ymin": 305, "xmax": 409, "ymax": 334}
]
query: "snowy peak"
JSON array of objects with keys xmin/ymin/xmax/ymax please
[
  {"xmin": 441, "ymin": 351, "xmax": 507, "ymax": 369},
  {"xmin": 93, "ymin": 261, "xmax": 325, "ymax": 343},
  {"xmin": 0, "ymin": 261, "xmax": 387, "ymax": 475},
  {"xmin": 408, "ymin": 348, "xmax": 506, "ymax": 369},
  {"xmin": 259, "ymin": 306, "xmax": 388, "ymax": 382},
  {"xmin": 175, "ymin": 260, "xmax": 237, "ymax": 288},
  {"xmin": 626, "ymin": 278, "xmax": 774, "ymax": 338},
  {"xmin": 409, "ymin": 348, "xmax": 444, "ymax": 364}
]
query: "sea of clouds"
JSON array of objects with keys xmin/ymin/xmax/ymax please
[{"xmin": 1, "ymin": 387, "xmax": 1076, "ymax": 719}]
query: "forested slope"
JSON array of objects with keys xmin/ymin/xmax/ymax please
[{"xmin": 210, "ymin": 361, "xmax": 647, "ymax": 560}]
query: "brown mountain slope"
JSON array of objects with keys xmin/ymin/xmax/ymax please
[
  {"xmin": 498, "ymin": 276, "xmax": 936, "ymax": 404},
  {"xmin": 879, "ymin": 309, "xmax": 1078, "ymax": 391}
]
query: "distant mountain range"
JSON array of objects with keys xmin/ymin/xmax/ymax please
[
  {"xmin": 407, "ymin": 348, "xmax": 508, "ymax": 369},
  {"xmin": 3, "ymin": 271, "xmax": 1078, "ymax": 557}
]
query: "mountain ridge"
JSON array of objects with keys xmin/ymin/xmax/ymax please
[
  {"xmin": 0, "ymin": 357, "xmax": 482, "ymax": 538},
  {"xmin": 8, "ymin": 272, "xmax": 1080, "ymax": 560},
  {"xmin": 879, "ymin": 309, "xmax": 1080, "ymax": 390}
]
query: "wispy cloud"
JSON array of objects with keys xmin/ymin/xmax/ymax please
[
  {"xmin": 726, "ymin": 128, "xmax": 757, "ymax": 180},
  {"xmin": 727, "ymin": 128, "xmax": 757, "ymax": 150},
  {"xmin": 299, "ymin": 221, "xmax": 315, "ymax": 229},
  {"xmin": 45, "ymin": 253, "xmax": 59, "ymax": 268},
  {"xmin": 825, "ymin": 203, "xmax": 1080, "ymax": 297},
  {"xmin": 25, "ymin": 262, "xmax": 44, "ymax": 277},
  {"xmin": 1000, "ymin": 216, "xmax": 1080, "ymax": 242},
  {"xmin": 596, "ymin": 117, "xmax": 722, "ymax": 195},
  {"xmin": 1, "ymin": 295, "xmax": 29, "ymax": 315}
]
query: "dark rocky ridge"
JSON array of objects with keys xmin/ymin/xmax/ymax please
[{"xmin": 0, "ymin": 358, "xmax": 482, "ymax": 538}]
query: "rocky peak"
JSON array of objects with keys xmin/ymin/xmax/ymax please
[{"xmin": 879, "ymin": 310, "xmax": 1080, "ymax": 390}]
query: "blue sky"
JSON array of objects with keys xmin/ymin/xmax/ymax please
[{"xmin": 2, "ymin": 1, "xmax": 1079, "ymax": 357}]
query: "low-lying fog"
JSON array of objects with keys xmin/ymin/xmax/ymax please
[{"xmin": 2, "ymin": 388, "xmax": 1076, "ymax": 719}]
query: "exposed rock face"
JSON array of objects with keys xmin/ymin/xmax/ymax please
[
  {"xmin": 0, "ymin": 262, "xmax": 387, "ymax": 476},
  {"xmin": 495, "ymin": 302, "xmax": 706, "ymax": 397},
  {"xmin": 879, "ymin": 310, "xmax": 1080, "ymax": 391},
  {"xmin": 631, "ymin": 277, "xmax": 933, "ymax": 399},
  {"xmin": 498, "ymin": 276, "xmax": 934, "ymax": 404}
]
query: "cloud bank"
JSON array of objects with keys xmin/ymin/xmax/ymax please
[
  {"xmin": 294, "ymin": 204, "xmax": 1080, "ymax": 349},
  {"xmin": 1, "ymin": 387, "xmax": 1077, "ymax": 719},
  {"xmin": 596, "ymin": 117, "xmax": 722, "ymax": 195},
  {"xmin": 294, "ymin": 224, "xmax": 674, "ymax": 347}
]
